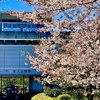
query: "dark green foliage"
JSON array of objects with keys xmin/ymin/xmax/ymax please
[
  {"xmin": 94, "ymin": 89, "xmax": 100, "ymax": 98},
  {"xmin": 44, "ymin": 87, "xmax": 61, "ymax": 97},
  {"xmin": 61, "ymin": 83, "xmax": 85, "ymax": 100},
  {"xmin": 70, "ymin": 88, "xmax": 84, "ymax": 100},
  {"xmin": 58, "ymin": 94, "xmax": 71, "ymax": 100}
]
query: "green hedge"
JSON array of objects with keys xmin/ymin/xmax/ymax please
[
  {"xmin": 31, "ymin": 93, "xmax": 53, "ymax": 100},
  {"xmin": 58, "ymin": 94, "xmax": 71, "ymax": 100}
]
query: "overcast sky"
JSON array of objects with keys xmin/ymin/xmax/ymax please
[{"xmin": 0, "ymin": 0, "xmax": 32, "ymax": 12}]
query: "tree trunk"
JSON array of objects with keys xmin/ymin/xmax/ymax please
[
  {"xmin": 86, "ymin": 84, "xmax": 94, "ymax": 100},
  {"xmin": 87, "ymin": 93, "xmax": 93, "ymax": 100}
]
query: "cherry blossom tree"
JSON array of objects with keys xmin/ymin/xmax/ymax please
[{"xmin": 1, "ymin": 0, "xmax": 100, "ymax": 100}]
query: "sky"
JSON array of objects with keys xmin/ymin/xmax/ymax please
[{"xmin": 0, "ymin": 0, "xmax": 33, "ymax": 12}]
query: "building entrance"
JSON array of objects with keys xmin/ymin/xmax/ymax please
[
  {"xmin": 0, "ymin": 76, "xmax": 28, "ymax": 94},
  {"xmin": 0, "ymin": 76, "xmax": 29, "ymax": 100}
]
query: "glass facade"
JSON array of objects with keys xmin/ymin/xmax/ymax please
[
  {"xmin": 0, "ymin": 22, "xmax": 51, "ymax": 40},
  {"xmin": 0, "ymin": 45, "xmax": 41, "ymax": 76},
  {"xmin": 3, "ymin": 23, "xmax": 37, "ymax": 32},
  {"xmin": 0, "ymin": 31, "xmax": 51, "ymax": 40},
  {"xmin": 0, "ymin": 22, "xmax": 46, "ymax": 76},
  {"xmin": 0, "ymin": 31, "xmax": 40, "ymax": 39}
]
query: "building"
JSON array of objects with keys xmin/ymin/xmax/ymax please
[{"xmin": 0, "ymin": 12, "xmax": 51, "ymax": 100}]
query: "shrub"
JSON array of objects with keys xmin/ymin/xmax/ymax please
[
  {"xmin": 70, "ymin": 89, "xmax": 84, "ymax": 100},
  {"xmin": 31, "ymin": 93, "xmax": 53, "ymax": 100},
  {"xmin": 44, "ymin": 87, "xmax": 61, "ymax": 97},
  {"xmin": 58, "ymin": 94, "xmax": 71, "ymax": 100},
  {"xmin": 94, "ymin": 89, "xmax": 100, "ymax": 98},
  {"xmin": 52, "ymin": 88, "xmax": 61, "ymax": 97},
  {"xmin": 66, "ymin": 87, "xmax": 84, "ymax": 100}
]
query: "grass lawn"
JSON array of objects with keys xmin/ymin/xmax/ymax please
[
  {"xmin": 52, "ymin": 97, "xmax": 88, "ymax": 100},
  {"xmin": 52, "ymin": 97, "xmax": 58, "ymax": 100}
]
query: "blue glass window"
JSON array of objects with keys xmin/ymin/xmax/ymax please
[
  {"xmin": 27, "ymin": 24, "xmax": 31, "ymax": 28},
  {"xmin": 0, "ymin": 23, "xmax": 2, "ymax": 31},
  {"xmin": 4, "ymin": 23, "xmax": 8, "ymax": 28},
  {"xmin": 16, "ymin": 24, "xmax": 20, "ymax": 28},
  {"xmin": 13, "ymin": 24, "xmax": 17, "ymax": 28},
  {"xmin": 23, "ymin": 24, "xmax": 27, "ymax": 28},
  {"xmin": 8, "ymin": 24, "xmax": 12, "ymax": 28},
  {"xmin": 4, "ymin": 23, "xmax": 12, "ymax": 28},
  {"xmin": 32, "ymin": 24, "xmax": 35, "ymax": 28}
]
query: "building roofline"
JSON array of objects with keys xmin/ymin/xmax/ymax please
[{"xmin": 0, "ymin": 12, "xmax": 20, "ymax": 20}]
